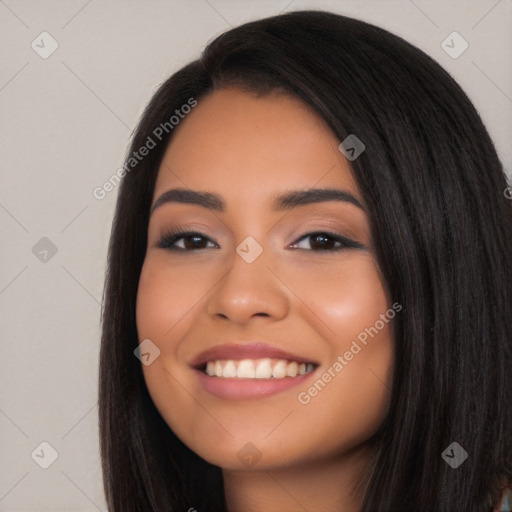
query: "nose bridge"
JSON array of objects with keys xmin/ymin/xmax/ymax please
[
  {"xmin": 206, "ymin": 237, "xmax": 289, "ymax": 322},
  {"xmin": 232, "ymin": 236, "xmax": 269, "ymax": 288}
]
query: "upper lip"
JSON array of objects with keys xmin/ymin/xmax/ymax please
[{"xmin": 189, "ymin": 342, "xmax": 319, "ymax": 369}]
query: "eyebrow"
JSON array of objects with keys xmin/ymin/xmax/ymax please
[{"xmin": 150, "ymin": 187, "xmax": 364, "ymax": 215}]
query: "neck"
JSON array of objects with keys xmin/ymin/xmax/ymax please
[{"xmin": 223, "ymin": 443, "xmax": 374, "ymax": 512}]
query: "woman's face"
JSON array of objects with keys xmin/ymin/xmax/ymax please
[{"xmin": 136, "ymin": 87, "xmax": 394, "ymax": 471}]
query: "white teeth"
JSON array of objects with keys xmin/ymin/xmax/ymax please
[
  {"xmin": 237, "ymin": 359, "xmax": 255, "ymax": 378},
  {"xmin": 224, "ymin": 360, "xmax": 237, "ymax": 378},
  {"xmin": 203, "ymin": 358, "xmax": 316, "ymax": 379},
  {"xmin": 272, "ymin": 361, "xmax": 287, "ymax": 378},
  {"xmin": 286, "ymin": 362, "xmax": 298, "ymax": 377},
  {"xmin": 255, "ymin": 358, "xmax": 273, "ymax": 379}
]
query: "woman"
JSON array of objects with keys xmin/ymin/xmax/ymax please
[{"xmin": 98, "ymin": 10, "xmax": 512, "ymax": 511}]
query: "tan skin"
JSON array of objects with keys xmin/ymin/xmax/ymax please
[{"xmin": 135, "ymin": 87, "xmax": 394, "ymax": 511}]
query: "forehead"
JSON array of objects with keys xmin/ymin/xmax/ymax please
[{"xmin": 153, "ymin": 87, "xmax": 360, "ymax": 204}]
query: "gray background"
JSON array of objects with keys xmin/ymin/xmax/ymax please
[{"xmin": 1, "ymin": 1, "xmax": 511, "ymax": 510}]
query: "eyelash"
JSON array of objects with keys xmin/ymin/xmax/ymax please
[{"xmin": 156, "ymin": 229, "xmax": 365, "ymax": 252}]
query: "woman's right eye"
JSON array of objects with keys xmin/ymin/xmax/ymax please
[{"xmin": 156, "ymin": 230, "xmax": 218, "ymax": 251}]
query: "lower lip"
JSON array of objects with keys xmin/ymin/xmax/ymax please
[{"xmin": 193, "ymin": 368, "xmax": 316, "ymax": 399}]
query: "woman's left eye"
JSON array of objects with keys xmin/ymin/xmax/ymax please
[{"xmin": 290, "ymin": 232, "xmax": 365, "ymax": 252}]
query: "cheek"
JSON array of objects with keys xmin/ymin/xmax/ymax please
[
  {"xmin": 135, "ymin": 256, "xmax": 207, "ymax": 441},
  {"xmin": 289, "ymin": 254, "xmax": 391, "ymax": 343},
  {"xmin": 290, "ymin": 257, "xmax": 394, "ymax": 446},
  {"xmin": 294, "ymin": 348, "xmax": 392, "ymax": 464},
  {"xmin": 136, "ymin": 255, "xmax": 208, "ymax": 340}
]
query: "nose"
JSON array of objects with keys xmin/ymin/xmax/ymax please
[{"xmin": 206, "ymin": 244, "xmax": 290, "ymax": 325}]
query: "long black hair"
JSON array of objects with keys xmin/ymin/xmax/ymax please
[{"xmin": 98, "ymin": 10, "xmax": 512, "ymax": 511}]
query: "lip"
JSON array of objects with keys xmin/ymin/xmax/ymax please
[
  {"xmin": 189, "ymin": 342, "xmax": 318, "ymax": 369},
  {"xmin": 189, "ymin": 342, "xmax": 319, "ymax": 400},
  {"xmin": 194, "ymin": 368, "xmax": 317, "ymax": 399}
]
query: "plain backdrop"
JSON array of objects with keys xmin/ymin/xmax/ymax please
[{"xmin": 1, "ymin": 1, "xmax": 511, "ymax": 510}]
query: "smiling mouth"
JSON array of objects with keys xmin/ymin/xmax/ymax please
[{"xmin": 199, "ymin": 358, "xmax": 317, "ymax": 379}]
